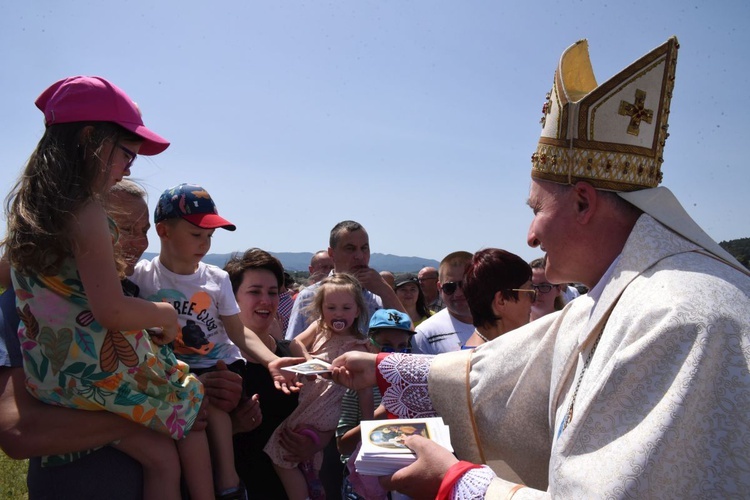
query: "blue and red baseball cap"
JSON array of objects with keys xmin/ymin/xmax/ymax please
[{"xmin": 155, "ymin": 183, "xmax": 236, "ymax": 231}]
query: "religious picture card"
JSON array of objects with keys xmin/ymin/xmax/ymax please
[
  {"xmin": 355, "ymin": 417, "xmax": 453, "ymax": 475},
  {"xmin": 281, "ymin": 358, "xmax": 333, "ymax": 375}
]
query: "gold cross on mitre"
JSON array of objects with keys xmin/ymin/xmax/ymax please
[{"xmin": 618, "ymin": 89, "xmax": 653, "ymax": 136}]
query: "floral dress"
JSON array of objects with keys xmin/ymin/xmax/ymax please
[
  {"xmin": 11, "ymin": 224, "xmax": 203, "ymax": 465},
  {"xmin": 264, "ymin": 334, "xmax": 369, "ymax": 470}
]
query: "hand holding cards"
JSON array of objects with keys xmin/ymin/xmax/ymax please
[{"xmin": 355, "ymin": 417, "xmax": 453, "ymax": 476}]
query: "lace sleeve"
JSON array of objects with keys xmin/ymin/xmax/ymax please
[
  {"xmin": 452, "ymin": 465, "xmax": 495, "ymax": 499},
  {"xmin": 376, "ymin": 353, "xmax": 437, "ymax": 418}
]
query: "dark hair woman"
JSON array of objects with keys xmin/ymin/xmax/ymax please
[
  {"xmin": 462, "ymin": 248, "xmax": 534, "ymax": 348},
  {"xmin": 394, "ymin": 274, "xmax": 433, "ymax": 327}
]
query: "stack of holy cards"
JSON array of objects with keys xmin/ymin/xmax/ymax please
[{"xmin": 354, "ymin": 417, "xmax": 453, "ymax": 476}]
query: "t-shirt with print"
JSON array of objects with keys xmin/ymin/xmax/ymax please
[{"xmin": 132, "ymin": 257, "xmax": 243, "ymax": 370}]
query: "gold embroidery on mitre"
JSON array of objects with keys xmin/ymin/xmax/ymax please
[
  {"xmin": 540, "ymin": 91, "xmax": 552, "ymax": 127},
  {"xmin": 531, "ymin": 37, "xmax": 679, "ymax": 191},
  {"xmin": 618, "ymin": 89, "xmax": 653, "ymax": 136}
]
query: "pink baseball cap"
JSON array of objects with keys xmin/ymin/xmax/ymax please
[{"xmin": 35, "ymin": 76, "xmax": 169, "ymax": 155}]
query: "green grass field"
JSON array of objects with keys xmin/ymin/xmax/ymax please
[{"xmin": 0, "ymin": 453, "xmax": 27, "ymax": 499}]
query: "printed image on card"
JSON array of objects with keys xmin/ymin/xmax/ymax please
[
  {"xmin": 367, "ymin": 422, "xmax": 430, "ymax": 449},
  {"xmin": 281, "ymin": 359, "xmax": 333, "ymax": 375}
]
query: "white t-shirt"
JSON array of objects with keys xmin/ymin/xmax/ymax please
[
  {"xmin": 132, "ymin": 257, "xmax": 243, "ymax": 369},
  {"xmin": 411, "ymin": 308, "xmax": 474, "ymax": 354}
]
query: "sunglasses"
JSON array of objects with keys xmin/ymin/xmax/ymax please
[
  {"xmin": 369, "ymin": 338, "xmax": 411, "ymax": 353},
  {"xmin": 117, "ymin": 144, "xmax": 137, "ymax": 169},
  {"xmin": 440, "ymin": 281, "xmax": 463, "ymax": 296},
  {"xmin": 511, "ymin": 288, "xmax": 537, "ymax": 303}
]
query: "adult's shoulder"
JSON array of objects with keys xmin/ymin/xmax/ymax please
[
  {"xmin": 296, "ymin": 282, "xmax": 320, "ymax": 299},
  {"xmin": 635, "ymin": 251, "xmax": 750, "ymax": 316},
  {"xmin": 415, "ymin": 308, "xmax": 450, "ymax": 334}
]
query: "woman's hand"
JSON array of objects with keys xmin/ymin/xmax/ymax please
[
  {"xmin": 267, "ymin": 356, "xmax": 306, "ymax": 394},
  {"xmin": 331, "ymin": 351, "xmax": 378, "ymax": 390},
  {"xmin": 231, "ymin": 394, "xmax": 262, "ymax": 434},
  {"xmin": 379, "ymin": 435, "xmax": 459, "ymax": 499}
]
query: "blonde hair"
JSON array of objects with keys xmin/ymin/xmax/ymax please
[{"xmin": 305, "ymin": 273, "xmax": 369, "ymax": 337}]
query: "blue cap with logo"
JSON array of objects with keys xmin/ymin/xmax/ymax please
[
  {"xmin": 154, "ymin": 183, "xmax": 236, "ymax": 231},
  {"xmin": 368, "ymin": 309, "xmax": 414, "ymax": 335}
]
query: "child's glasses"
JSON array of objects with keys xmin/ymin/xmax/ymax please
[{"xmin": 117, "ymin": 144, "xmax": 137, "ymax": 169}]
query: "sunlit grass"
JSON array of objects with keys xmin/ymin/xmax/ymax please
[{"xmin": 0, "ymin": 452, "xmax": 27, "ymax": 499}]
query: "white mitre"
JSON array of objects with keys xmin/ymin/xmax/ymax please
[{"xmin": 531, "ymin": 37, "xmax": 746, "ymax": 275}]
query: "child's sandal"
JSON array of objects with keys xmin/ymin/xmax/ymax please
[{"xmin": 215, "ymin": 480, "xmax": 248, "ymax": 500}]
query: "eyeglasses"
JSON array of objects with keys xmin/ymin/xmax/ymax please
[
  {"xmin": 117, "ymin": 144, "xmax": 137, "ymax": 169},
  {"xmin": 532, "ymin": 283, "xmax": 555, "ymax": 294},
  {"xmin": 440, "ymin": 281, "xmax": 464, "ymax": 296},
  {"xmin": 511, "ymin": 288, "xmax": 537, "ymax": 303},
  {"xmin": 369, "ymin": 338, "xmax": 411, "ymax": 353}
]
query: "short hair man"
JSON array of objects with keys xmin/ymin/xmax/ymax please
[
  {"xmin": 285, "ymin": 221, "xmax": 405, "ymax": 340},
  {"xmin": 410, "ymin": 252, "xmax": 474, "ymax": 354},
  {"xmin": 417, "ymin": 266, "xmax": 444, "ymax": 312},
  {"xmin": 308, "ymin": 250, "xmax": 334, "ymax": 284}
]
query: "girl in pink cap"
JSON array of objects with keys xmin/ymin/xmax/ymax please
[{"xmin": 2, "ymin": 77, "xmax": 215, "ymax": 500}]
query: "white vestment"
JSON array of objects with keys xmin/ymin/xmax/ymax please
[{"xmin": 426, "ymin": 215, "xmax": 750, "ymax": 498}]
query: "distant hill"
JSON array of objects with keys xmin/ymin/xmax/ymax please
[
  {"xmin": 720, "ymin": 237, "xmax": 750, "ymax": 269},
  {"xmin": 141, "ymin": 252, "xmax": 440, "ymax": 273}
]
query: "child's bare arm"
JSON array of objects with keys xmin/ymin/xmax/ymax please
[
  {"xmin": 353, "ymin": 342, "xmax": 375, "ymax": 420},
  {"xmin": 357, "ymin": 387, "xmax": 375, "ymax": 421},
  {"xmin": 337, "ymin": 403, "xmax": 388, "ymax": 457},
  {"xmin": 290, "ymin": 322, "xmax": 318, "ymax": 359},
  {"xmin": 72, "ymin": 201, "xmax": 177, "ymax": 335}
]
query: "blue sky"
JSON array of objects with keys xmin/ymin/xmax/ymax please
[{"xmin": 1, "ymin": 1, "xmax": 747, "ymax": 265}]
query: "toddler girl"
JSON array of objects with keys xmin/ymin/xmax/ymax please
[
  {"xmin": 3, "ymin": 76, "xmax": 212, "ymax": 500},
  {"xmin": 264, "ymin": 273, "xmax": 374, "ymax": 500}
]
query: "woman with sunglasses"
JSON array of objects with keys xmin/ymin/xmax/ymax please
[{"xmin": 462, "ymin": 248, "xmax": 535, "ymax": 348}]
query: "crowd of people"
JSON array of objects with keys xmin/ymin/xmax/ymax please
[{"xmin": 0, "ymin": 34, "xmax": 748, "ymax": 500}]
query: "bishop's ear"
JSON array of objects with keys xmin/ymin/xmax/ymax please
[{"xmin": 572, "ymin": 181, "xmax": 598, "ymax": 224}]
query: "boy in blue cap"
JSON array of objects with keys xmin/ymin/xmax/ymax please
[{"xmin": 337, "ymin": 309, "xmax": 414, "ymax": 499}]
